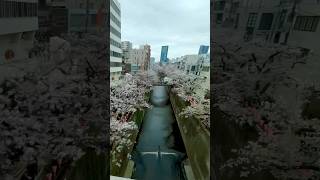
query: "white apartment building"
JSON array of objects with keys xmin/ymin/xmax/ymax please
[
  {"xmin": 0, "ymin": 0, "xmax": 38, "ymax": 63},
  {"xmin": 213, "ymin": 0, "xmax": 320, "ymax": 53},
  {"xmin": 110, "ymin": 0, "xmax": 122, "ymax": 80},
  {"xmin": 176, "ymin": 54, "xmax": 210, "ymax": 76},
  {"xmin": 173, "ymin": 54, "xmax": 210, "ymax": 95}
]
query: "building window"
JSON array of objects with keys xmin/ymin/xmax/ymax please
[
  {"xmin": 216, "ymin": 13, "xmax": 223, "ymax": 24},
  {"xmin": 214, "ymin": 1, "xmax": 226, "ymax": 11},
  {"xmin": 111, "ymin": 0, "xmax": 121, "ymax": 16},
  {"xmin": 70, "ymin": 15, "xmax": 86, "ymax": 27},
  {"xmin": 110, "ymin": 51, "xmax": 122, "ymax": 58},
  {"xmin": 247, "ymin": 13, "xmax": 258, "ymax": 28},
  {"xmin": 111, "ymin": 13, "xmax": 121, "ymax": 28},
  {"xmin": 294, "ymin": 16, "xmax": 319, "ymax": 32},
  {"xmin": 259, "ymin": 13, "xmax": 274, "ymax": 30},
  {"xmin": 202, "ymin": 66, "xmax": 210, "ymax": 72},
  {"xmin": 0, "ymin": 1, "xmax": 38, "ymax": 18},
  {"xmin": 110, "ymin": 38, "xmax": 121, "ymax": 48},
  {"xmin": 110, "ymin": 62, "xmax": 122, "ymax": 67},
  {"xmin": 111, "ymin": 26, "xmax": 121, "ymax": 38}
]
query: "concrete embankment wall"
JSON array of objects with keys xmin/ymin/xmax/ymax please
[
  {"xmin": 169, "ymin": 91, "xmax": 210, "ymax": 180},
  {"xmin": 110, "ymin": 91, "xmax": 151, "ymax": 177},
  {"xmin": 110, "ymin": 109, "xmax": 146, "ymax": 177}
]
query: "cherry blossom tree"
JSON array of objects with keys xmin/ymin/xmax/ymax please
[
  {"xmin": 0, "ymin": 33, "xmax": 109, "ymax": 179},
  {"xmin": 155, "ymin": 64, "xmax": 210, "ymax": 128},
  {"xmin": 110, "ymin": 71, "xmax": 152, "ymax": 173},
  {"xmin": 110, "ymin": 72, "xmax": 151, "ymax": 120},
  {"xmin": 213, "ymin": 41, "xmax": 320, "ymax": 179}
]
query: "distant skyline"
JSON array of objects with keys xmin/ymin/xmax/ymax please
[{"xmin": 120, "ymin": 0, "xmax": 210, "ymax": 62}]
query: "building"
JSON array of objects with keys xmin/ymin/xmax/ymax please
[
  {"xmin": 198, "ymin": 45, "xmax": 209, "ymax": 55},
  {"xmin": 38, "ymin": 0, "xmax": 69, "ymax": 36},
  {"xmin": 140, "ymin": 44, "xmax": 151, "ymax": 71},
  {"xmin": 0, "ymin": 0, "xmax": 39, "ymax": 63},
  {"xmin": 128, "ymin": 44, "xmax": 151, "ymax": 72},
  {"xmin": 121, "ymin": 42, "xmax": 151, "ymax": 74},
  {"xmin": 213, "ymin": 0, "xmax": 320, "ymax": 53},
  {"xmin": 150, "ymin": 57, "xmax": 155, "ymax": 69},
  {"xmin": 184, "ymin": 55, "xmax": 202, "ymax": 75},
  {"xmin": 286, "ymin": 1, "xmax": 320, "ymax": 53},
  {"xmin": 110, "ymin": 0, "xmax": 122, "ymax": 80},
  {"xmin": 121, "ymin": 41, "xmax": 132, "ymax": 51},
  {"xmin": 37, "ymin": 0, "xmax": 107, "ymax": 41},
  {"xmin": 175, "ymin": 54, "xmax": 209, "ymax": 76},
  {"xmin": 121, "ymin": 41, "xmax": 132, "ymax": 74},
  {"xmin": 130, "ymin": 64, "xmax": 141, "ymax": 74},
  {"xmin": 67, "ymin": 0, "xmax": 106, "ymax": 33},
  {"xmin": 160, "ymin": 45, "xmax": 169, "ymax": 64},
  {"xmin": 121, "ymin": 41, "xmax": 132, "ymax": 64},
  {"xmin": 173, "ymin": 53, "xmax": 210, "ymax": 95}
]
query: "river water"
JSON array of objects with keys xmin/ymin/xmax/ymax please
[{"xmin": 132, "ymin": 86, "xmax": 186, "ymax": 180}]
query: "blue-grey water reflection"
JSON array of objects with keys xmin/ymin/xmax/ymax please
[{"xmin": 132, "ymin": 86, "xmax": 186, "ymax": 180}]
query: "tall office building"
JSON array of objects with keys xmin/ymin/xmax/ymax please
[
  {"xmin": 160, "ymin": 45, "xmax": 169, "ymax": 64},
  {"xmin": 0, "ymin": 0, "xmax": 38, "ymax": 63},
  {"xmin": 110, "ymin": 0, "xmax": 122, "ymax": 80},
  {"xmin": 198, "ymin": 45, "xmax": 209, "ymax": 55}
]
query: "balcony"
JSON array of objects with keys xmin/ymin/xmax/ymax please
[{"xmin": 0, "ymin": 17, "xmax": 38, "ymax": 35}]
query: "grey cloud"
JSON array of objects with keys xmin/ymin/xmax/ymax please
[{"xmin": 120, "ymin": 0, "xmax": 210, "ymax": 61}]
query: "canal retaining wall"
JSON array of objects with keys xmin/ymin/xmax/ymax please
[
  {"xmin": 110, "ymin": 109, "xmax": 146, "ymax": 177},
  {"xmin": 169, "ymin": 91, "xmax": 210, "ymax": 180},
  {"xmin": 111, "ymin": 91, "xmax": 151, "ymax": 177}
]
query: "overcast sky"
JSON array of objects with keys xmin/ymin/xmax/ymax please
[{"xmin": 119, "ymin": 0, "xmax": 210, "ymax": 62}]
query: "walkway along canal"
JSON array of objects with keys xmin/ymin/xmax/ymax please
[{"xmin": 132, "ymin": 85, "xmax": 187, "ymax": 180}]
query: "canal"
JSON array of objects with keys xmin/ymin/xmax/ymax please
[{"xmin": 132, "ymin": 85, "xmax": 187, "ymax": 180}]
